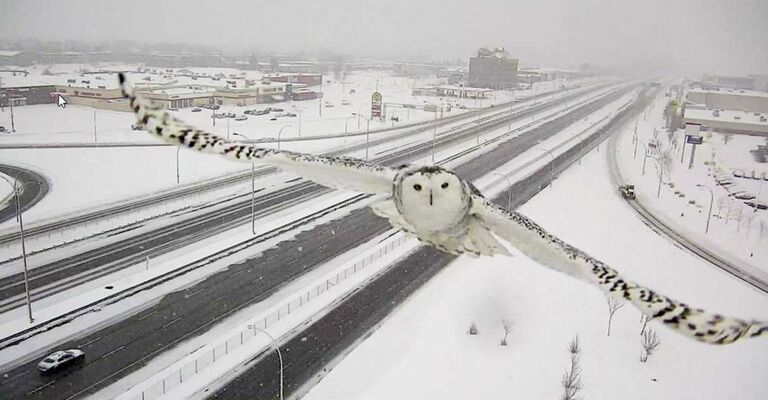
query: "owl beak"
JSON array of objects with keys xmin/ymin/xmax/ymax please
[{"xmin": 429, "ymin": 189, "xmax": 433, "ymax": 206}]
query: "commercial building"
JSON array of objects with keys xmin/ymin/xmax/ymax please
[
  {"xmin": 265, "ymin": 73, "xmax": 322, "ymax": 87},
  {"xmin": 468, "ymin": 47, "xmax": 518, "ymax": 89},
  {"xmin": 687, "ymin": 88, "xmax": 768, "ymax": 114},
  {"xmin": 412, "ymin": 85, "xmax": 492, "ymax": 99}
]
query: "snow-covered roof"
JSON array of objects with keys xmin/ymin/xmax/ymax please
[
  {"xmin": 689, "ymin": 88, "xmax": 768, "ymax": 99},
  {"xmin": 0, "ymin": 50, "xmax": 22, "ymax": 57}
]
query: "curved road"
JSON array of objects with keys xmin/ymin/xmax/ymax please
[
  {"xmin": 0, "ymin": 86, "xmax": 633, "ymax": 399},
  {"xmin": 0, "ymin": 164, "xmax": 49, "ymax": 225},
  {"xmin": 605, "ymin": 116, "xmax": 768, "ymax": 294}
]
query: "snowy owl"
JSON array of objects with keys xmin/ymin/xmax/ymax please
[{"xmin": 118, "ymin": 73, "xmax": 767, "ymax": 345}]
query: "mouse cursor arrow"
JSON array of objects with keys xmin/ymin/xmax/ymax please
[{"xmin": 58, "ymin": 95, "xmax": 67, "ymax": 108}]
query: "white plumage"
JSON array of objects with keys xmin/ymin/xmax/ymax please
[{"xmin": 118, "ymin": 73, "xmax": 767, "ymax": 345}]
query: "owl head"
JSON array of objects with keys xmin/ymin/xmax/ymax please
[{"xmin": 395, "ymin": 166, "xmax": 471, "ymax": 231}]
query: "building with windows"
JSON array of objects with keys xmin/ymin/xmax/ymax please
[{"xmin": 468, "ymin": 47, "xmax": 518, "ymax": 89}]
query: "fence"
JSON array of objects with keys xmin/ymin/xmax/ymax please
[{"xmin": 126, "ymin": 233, "xmax": 409, "ymax": 400}]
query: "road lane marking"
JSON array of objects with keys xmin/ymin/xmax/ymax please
[{"xmin": 100, "ymin": 345, "xmax": 126, "ymax": 359}]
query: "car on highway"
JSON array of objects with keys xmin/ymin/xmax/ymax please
[
  {"xmin": 38, "ymin": 349, "xmax": 85, "ymax": 374},
  {"xmin": 191, "ymin": 108, "xmax": 202, "ymax": 112}
]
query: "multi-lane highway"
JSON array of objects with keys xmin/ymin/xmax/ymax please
[
  {"xmin": 0, "ymin": 82, "xmax": 637, "ymax": 399},
  {"xmin": 0, "ymin": 83, "xmax": 612, "ymax": 312},
  {"xmin": 210, "ymin": 85, "xmax": 653, "ymax": 400}
]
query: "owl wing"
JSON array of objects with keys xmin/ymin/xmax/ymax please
[
  {"xmin": 472, "ymin": 195, "xmax": 768, "ymax": 345},
  {"xmin": 118, "ymin": 73, "xmax": 398, "ymax": 194}
]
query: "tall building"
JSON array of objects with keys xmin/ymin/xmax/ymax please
[{"xmin": 468, "ymin": 47, "xmax": 518, "ymax": 89}]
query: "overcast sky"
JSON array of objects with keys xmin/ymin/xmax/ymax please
[{"xmin": 1, "ymin": 0, "xmax": 766, "ymax": 74}]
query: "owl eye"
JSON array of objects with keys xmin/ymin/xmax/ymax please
[
  {"xmin": 413, "ymin": 184, "xmax": 422, "ymax": 191},
  {"xmin": 441, "ymin": 182, "xmax": 449, "ymax": 189}
]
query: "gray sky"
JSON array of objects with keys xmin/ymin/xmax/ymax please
[{"xmin": 2, "ymin": 0, "xmax": 767, "ymax": 74}]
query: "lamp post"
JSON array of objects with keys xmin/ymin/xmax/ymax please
[
  {"xmin": 233, "ymin": 133, "xmax": 256, "ymax": 235},
  {"xmin": 538, "ymin": 148, "xmax": 555, "ymax": 188},
  {"xmin": 175, "ymin": 146, "xmax": 181, "ymax": 184},
  {"xmin": 93, "ymin": 110, "xmax": 97, "ymax": 143},
  {"xmin": 344, "ymin": 116, "xmax": 356, "ymax": 135},
  {"xmin": 636, "ymin": 139, "xmax": 649, "ymax": 175},
  {"xmin": 249, "ymin": 325, "xmax": 284, "ymax": 400},
  {"xmin": 696, "ymin": 184, "xmax": 713, "ymax": 234},
  {"xmin": 0, "ymin": 174, "xmax": 35, "ymax": 323},
  {"xmin": 357, "ymin": 104, "xmax": 365, "ymax": 129},
  {"xmin": 277, "ymin": 125, "xmax": 292, "ymax": 151},
  {"xmin": 431, "ymin": 111, "xmax": 438, "ymax": 162},
  {"xmin": 491, "ymin": 171, "xmax": 513, "ymax": 210},
  {"xmin": 649, "ymin": 158, "xmax": 664, "ymax": 198}
]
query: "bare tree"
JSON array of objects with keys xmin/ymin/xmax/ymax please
[
  {"xmin": 562, "ymin": 335, "xmax": 583, "ymax": 400},
  {"xmin": 500, "ymin": 318, "xmax": 513, "ymax": 346},
  {"xmin": 640, "ymin": 328, "xmax": 661, "ymax": 362},
  {"xmin": 468, "ymin": 322, "xmax": 479, "ymax": 335},
  {"xmin": 568, "ymin": 335, "xmax": 580, "ymax": 355},
  {"xmin": 605, "ymin": 294, "xmax": 626, "ymax": 336}
]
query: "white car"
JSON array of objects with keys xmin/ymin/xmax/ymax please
[
  {"xmin": 38, "ymin": 349, "xmax": 85, "ymax": 374},
  {"xmin": 235, "ymin": 115, "xmax": 248, "ymax": 121}
]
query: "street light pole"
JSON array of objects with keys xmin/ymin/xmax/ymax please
[
  {"xmin": 344, "ymin": 116, "xmax": 355, "ymax": 134},
  {"xmin": 0, "ymin": 174, "xmax": 35, "ymax": 324},
  {"xmin": 277, "ymin": 125, "xmax": 291, "ymax": 151},
  {"xmin": 93, "ymin": 111, "xmax": 97, "ymax": 143},
  {"xmin": 636, "ymin": 140, "xmax": 648, "ymax": 175},
  {"xmin": 249, "ymin": 325, "xmax": 284, "ymax": 400},
  {"xmin": 176, "ymin": 146, "xmax": 181, "ymax": 184},
  {"xmin": 233, "ymin": 133, "xmax": 256, "ymax": 235},
  {"xmin": 431, "ymin": 112, "xmax": 437, "ymax": 163},
  {"xmin": 696, "ymin": 184, "xmax": 713, "ymax": 234}
]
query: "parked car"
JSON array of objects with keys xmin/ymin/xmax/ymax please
[
  {"xmin": 734, "ymin": 193, "xmax": 756, "ymax": 200},
  {"xmin": 243, "ymin": 110, "xmax": 253, "ymax": 115},
  {"xmin": 744, "ymin": 200, "xmax": 768, "ymax": 210},
  {"xmin": 269, "ymin": 117, "xmax": 278, "ymax": 121},
  {"xmin": 131, "ymin": 123, "xmax": 144, "ymax": 131},
  {"xmin": 213, "ymin": 112, "xmax": 227, "ymax": 119},
  {"xmin": 270, "ymin": 108, "xmax": 284, "ymax": 112},
  {"xmin": 0, "ymin": 126, "xmax": 6, "ymax": 133},
  {"xmin": 254, "ymin": 109, "xmax": 270, "ymax": 116},
  {"xmin": 38, "ymin": 349, "xmax": 85, "ymax": 374},
  {"xmin": 226, "ymin": 112, "xmax": 236, "ymax": 118},
  {"xmin": 235, "ymin": 115, "xmax": 248, "ymax": 121},
  {"xmin": 168, "ymin": 107, "xmax": 178, "ymax": 112},
  {"xmin": 191, "ymin": 108, "xmax": 202, "ymax": 112},
  {"xmin": 341, "ymin": 100, "xmax": 351, "ymax": 106}
]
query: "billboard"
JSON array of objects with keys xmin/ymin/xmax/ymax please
[
  {"xmin": 371, "ymin": 92, "xmax": 382, "ymax": 119},
  {"xmin": 686, "ymin": 135, "xmax": 703, "ymax": 145}
]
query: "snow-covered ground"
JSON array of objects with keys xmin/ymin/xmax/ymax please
[
  {"xmin": 302, "ymin": 130, "xmax": 768, "ymax": 400},
  {"xmin": 614, "ymin": 91, "xmax": 768, "ymax": 274},
  {"xmin": 0, "ymin": 67, "xmax": 551, "ymax": 146}
]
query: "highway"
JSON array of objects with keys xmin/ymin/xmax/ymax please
[
  {"xmin": 605, "ymin": 117, "xmax": 768, "ymax": 294},
  {"xmin": 0, "ymin": 84, "xmax": 634, "ymax": 399},
  {"xmin": 0, "ymin": 83, "xmax": 612, "ymax": 311},
  {"xmin": 0, "ymin": 85, "xmax": 574, "ymax": 246},
  {"xmin": 210, "ymin": 85, "xmax": 652, "ymax": 400}
]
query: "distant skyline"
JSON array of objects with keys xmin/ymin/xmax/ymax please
[{"xmin": 1, "ymin": 0, "xmax": 767, "ymax": 75}]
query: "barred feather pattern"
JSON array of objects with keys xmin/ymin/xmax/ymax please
[
  {"xmin": 118, "ymin": 73, "xmax": 396, "ymax": 194},
  {"xmin": 479, "ymin": 200, "xmax": 768, "ymax": 345}
]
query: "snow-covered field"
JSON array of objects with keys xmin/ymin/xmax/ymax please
[
  {"xmin": 302, "ymin": 131, "xmax": 768, "ymax": 400},
  {"xmin": 615, "ymin": 91, "xmax": 768, "ymax": 274}
]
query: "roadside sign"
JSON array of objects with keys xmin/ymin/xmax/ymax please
[
  {"xmin": 686, "ymin": 135, "xmax": 703, "ymax": 145},
  {"xmin": 371, "ymin": 91, "xmax": 382, "ymax": 118}
]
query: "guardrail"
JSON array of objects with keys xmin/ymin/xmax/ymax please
[{"xmin": 122, "ymin": 233, "xmax": 410, "ymax": 400}]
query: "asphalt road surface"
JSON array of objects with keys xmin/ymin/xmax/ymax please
[
  {"xmin": 0, "ymin": 86, "xmax": 634, "ymax": 399},
  {"xmin": 0, "ymin": 164, "xmax": 49, "ymax": 225}
]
